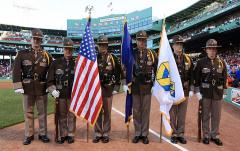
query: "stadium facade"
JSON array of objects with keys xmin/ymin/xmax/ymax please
[{"xmin": 0, "ymin": 0, "xmax": 240, "ymax": 58}]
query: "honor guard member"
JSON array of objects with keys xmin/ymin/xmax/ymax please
[
  {"xmin": 12, "ymin": 28, "xmax": 53, "ymax": 145},
  {"xmin": 92, "ymin": 35, "xmax": 121, "ymax": 143},
  {"xmin": 170, "ymin": 35, "xmax": 194, "ymax": 144},
  {"xmin": 131, "ymin": 30, "xmax": 158, "ymax": 144},
  {"xmin": 47, "ymin": 38, "xmax": 76, "ymax": 144},
  {"xmin": 194, "ymin": 39, "xmax": 227, "ymax": 146}
]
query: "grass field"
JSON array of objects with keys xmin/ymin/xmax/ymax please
[
  {"xmin": 0, "ymin": 78, "xmax": 11, "ymax": 82},
  {"xmin": 0, "ymin": 89, "xmax": 55, "ymax": 129}
]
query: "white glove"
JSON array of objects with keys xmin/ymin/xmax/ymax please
[
  {"xmin": 196, "ymin": 92, "xmax": 202, "ymax": 101},
  {"xmin": 123, "ymin": 85, "xmax": 129, "ymax": 93},
  {"xmin": 52, "ymin": 90, "xmax": 60, "ymax": 98},
  {"xmin": 14, "ymin": 88, "xmax": 24, "ymax": 94},
  {"xmin": 112, "ymin": 91, "xmax": 117, "ymax": 94},
  {"xmin": 189, "ymin": 91, "xmax": 194, "ymax": 98}
]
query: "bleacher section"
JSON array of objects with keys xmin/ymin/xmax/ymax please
[{"xmin": 167, "ymin": 0, "xmax": 240, "ymax": 35}]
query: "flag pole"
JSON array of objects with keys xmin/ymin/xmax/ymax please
[
  {"xmin": 84, "ymin": 6, "xmax": 93, "ymax": 143},
  {"xmin": 121, "ymin": 16, "xmax": 127, "ymax": 66},
  {"xmin": 160, "ymin": 113, "xmax": 163, "ymax": 143},
  {"xmin": 159, "ymin": 18, "xmax": 166, "ymax": 143},
  {"xmin": 122, "ymin": 16, "xmax": 130, "ymax": 143},
  {"xmin": 127, "ymin": 122, "xmax": 130, "ymax": 143},
  {"xmin": 87, "ymin": 122, "xmax": 89, "ymax": 143}
]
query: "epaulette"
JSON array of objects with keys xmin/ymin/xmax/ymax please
[
  {"xmin": 184, "ymin": 53, "xmax": 192, "ymax": 68},
  {"xmin": 42, "ymin": 50, "xmax": 50, "ymax": 66},
  {"xmin": 109, "ymin": 53, "xmax": 116, "ymax": 68},
  {"xmin": 147, "ymin": 49, "xmax": 155, "ymax": 63}
]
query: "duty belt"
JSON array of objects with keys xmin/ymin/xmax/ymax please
[
  {"xmin": 201, "ymin": 80, "xmax": 217, "ymax": 88},
  {"xmin": 32, "ymin": 73, "xmax": 45, "ymax": 81}
]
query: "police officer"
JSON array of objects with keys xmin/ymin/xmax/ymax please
[
  {"xmin": 47, "ymin": 38, "xmax": 76, "ymax": 144},
  {"xmin": 92, "ymin": 35, "xmax": 121, "ymax": 143},
  {"xmin": 131, "ymin": 30, "xmax": 158, "ymax": 144},
  {"xmin": 194, "ymin": 39, "xmax": 227, "ymax": 146},
  {"xmin": 170, "ymin": 35, "xmax": 194, "ymax": 144},
  {"xmin": 12, "ymin": 28, "xmax": 53, "ymax": 145}
]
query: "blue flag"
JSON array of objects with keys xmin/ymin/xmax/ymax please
[{"xmin": 121, "ymin": 22, "xmax": 134, "ymax": 123}]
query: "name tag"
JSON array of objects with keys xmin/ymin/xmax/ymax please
[
  {"xmin": 22, "ymin": 60, "xmax": 32, "ymax": 66},
  {"xmin": 22, "ymin": 79, "xmax": 31, "ymax": 84},
  {"xmin": 202, "ymin": 68, "xmax": 210, "ymax": 73},
  {"xmin": 202, "ymin": 83, "xmax": 210, "ymax": 88},
  {"xmin": 40, "ymin": 62, "xmax": 47, "ymax": 67}
]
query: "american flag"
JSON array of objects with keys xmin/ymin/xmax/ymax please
[{"xmin": 70, "ymin": 19, "xmax": 102, "ymax": 126}]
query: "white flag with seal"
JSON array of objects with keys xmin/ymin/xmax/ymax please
[{"xmin": 152, "ymin": 24, "xmax": 185, "ymax": 136}]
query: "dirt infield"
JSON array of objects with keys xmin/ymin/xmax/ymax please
[
  {"xmin": 0, "ymin": 81, "xmax": 12, "ymax": 89},
  {"xmin": 0, "ymin": 93, "xmax": 240, "ymax": 151}
]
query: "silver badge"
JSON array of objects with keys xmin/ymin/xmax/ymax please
[
  {"xmin": 56, "ymin": 69, "xmax": 64, "ymax": 75},
  {"xmin": 147, "ymin": 61, "xmax": 152, "ymax": 65},
  {"xmin": 202, "ymin": 68, "xmax": 210, "ymax": 73}
]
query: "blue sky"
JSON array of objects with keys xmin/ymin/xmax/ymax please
[{"xmin": 0, "ymin": 0, "xmax": 199, "ymax": 29}]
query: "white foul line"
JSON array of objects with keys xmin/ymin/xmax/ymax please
[{"xmin": 112, "ymin": 107, "xmax": 189, "ymax": 151}]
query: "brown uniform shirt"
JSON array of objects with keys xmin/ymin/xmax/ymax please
[
  {"xmin": 194, "ymin": 57, "xmax": 227, "ymax": 100},
  {"xmin": 12, "ymin": 48, "xmax": 53, "ymax": 96},
  {"xmin": 47, "ymin": 57, "xmax": 75, "ymax": 99},
  {"xmin": 132, "ymin": 48, "xmax": 158, "ymax": 94},
  {"xmin": 97, "ymin": 52, "xmax": 121, "ymax": 97},
  {"xmin": 174, "ymin": 53, "xmax": 194, "ymax": 96}
]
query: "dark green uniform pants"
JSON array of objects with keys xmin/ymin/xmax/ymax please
[
  {"xmin": 23, "ymin": 95, "xmax": 47, "ymax": 137},
  {"xmin": 132, "ymin": 94, "xmax": 151, "ymax": 137},
  {"xmin": 94, "ymin": 96, "xmax": 113, "ymax": 137},
  {"xmin": 58, "ymin": 98, "xmax": 76, "ymax": 137},
  {"xmin": 170, "ymin": 99, "xmax": 188, "ymax": 137},
  {"xmin": 202, "ymin": 98, "xmax": 222, "ymax": 139}
]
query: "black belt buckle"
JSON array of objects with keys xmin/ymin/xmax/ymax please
[
  {"xmin": 64, "ymin": 80, "xmax": 68, "ymax": 86},
  {"xmin": 33, "ymin": 73, "xmax": 38, "ymax": 80},
  {"xmin": 212, "ymin": 79, "xmax": 216, "ymax": 86}
]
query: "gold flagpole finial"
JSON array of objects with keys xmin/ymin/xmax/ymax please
[
  {"xmin": 124, "ymin": 15, "xmax": 127, "ymax": 23},
  {"xmin": 85, "ymin": 5, "xmax": 94, "ymax": 19}
]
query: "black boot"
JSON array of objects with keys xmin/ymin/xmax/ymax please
[
  {"xmin": 142, "ymin": 136, "xmax": 149, "ymax": 144},
  {"xmin": 132, "ymin": 136, "xmax": 141, "ymax": 143},
  {"xmin": 202, "ymin": 137, "xmax": 209, "ymax": 144},
  {"xmin": 102, "ymin": 136, "xmax": 109, "ymax": 143},
  {"xmin": 38, "ymin": 135, "xmax": 50, "ymax": 143},
  {"xmin": 92, "ymin": 136, "xmax": 102, "ymax": 143},
  {"xmin": 211, "ymin": 138, "xmax": 223, "ymax": 146},
  {"xmin": 67, "ymin": 136, "xmax": 75, "ymax": 144},
  {"xmin": 23, "ymin": 135, "xmax": 34, "ymax": 145},
  {"xmin": 170, "ymin": 136, "xmax": 178, "ymax": 144},
  {"xmin": 56, "ymin": 137, "xmax": 65, "ymax": 144},
  {"xmin": 177, "ymin": 137, "xmax": 187, "ymax": 144}
]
